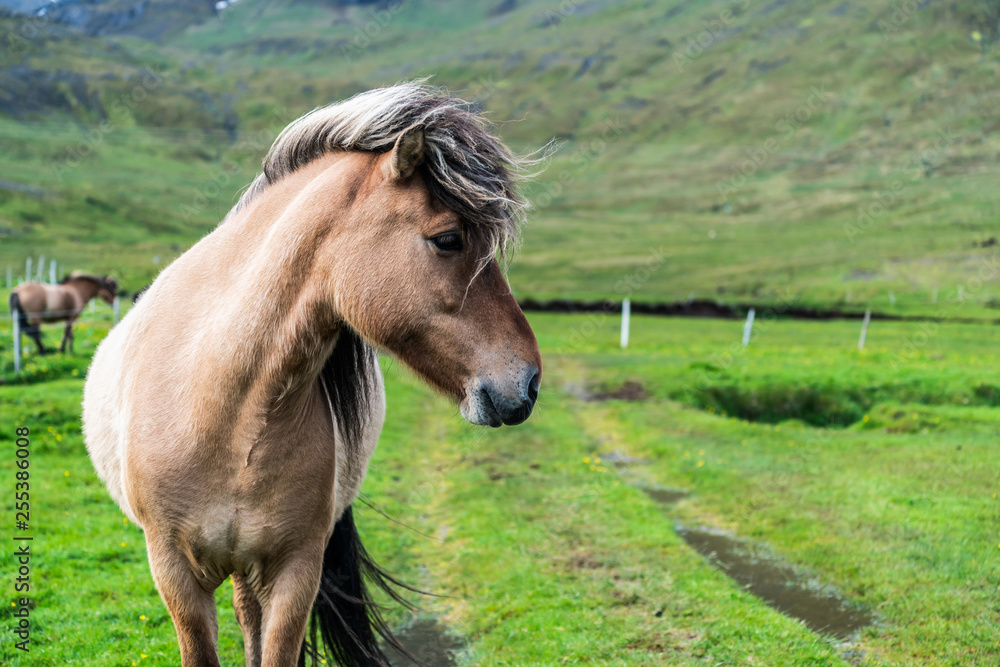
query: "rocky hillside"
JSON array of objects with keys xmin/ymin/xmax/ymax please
[{"xmin": 2, "ymin": 0, "xmax": 218, "ymax": 39}]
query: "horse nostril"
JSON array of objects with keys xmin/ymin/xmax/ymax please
[{"xmin": 526, "ymin": 369, "xmax": 540, "ymax": 405}]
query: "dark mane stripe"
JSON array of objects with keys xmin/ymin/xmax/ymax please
[
  {"xmin": 306, "ymin": 328, "xmax": 420, "ymax": 667},
  {"xmin": 320, "ymin": 326, "xmax": 376, "ymax": 454}
]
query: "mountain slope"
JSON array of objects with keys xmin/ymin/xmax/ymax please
[{"xmin": 2, "ymin": 0, "xmax": 1000, "ymax": 316}]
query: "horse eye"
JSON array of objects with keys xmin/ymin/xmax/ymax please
[{"xmin": 431, "ymin": 233, "xmax": 463, "ymax": 253}]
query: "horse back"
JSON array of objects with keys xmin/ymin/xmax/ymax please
[{"xmin": 12, "ymin": 282, "xmax": 81, "ymax": 322}]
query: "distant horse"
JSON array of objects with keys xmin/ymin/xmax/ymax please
[
  {"xmin": 9, "ymin": 272, "xmax": 117, "ymax": 354},
  {"xmin": 83, "ymin": 83, "xmax": 542, "ymax": 667}
]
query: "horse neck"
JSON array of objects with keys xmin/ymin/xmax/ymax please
[
  {"xmin": 199, "ymin": 155, "xmax": 359, "ymax": 419},
  {"xmin": 68, "ymin": 279, "xmax": 100, "ymax": 304}
]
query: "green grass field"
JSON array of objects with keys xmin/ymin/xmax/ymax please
[
  {"xmin": 3, "ymin": 1, "xmax": 1000, "ymax": 664},
  {"xmin": 2, "ymin": 311, "xmax": 997, "ymax": 666}
]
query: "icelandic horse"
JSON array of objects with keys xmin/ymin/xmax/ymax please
[
  {"xmin": 82, "ymin": 82, "xmax": 542, "ymax": 667},
  {"xmin": 9, "ymin": 272, "xmax": 117, "ymax": 354}
]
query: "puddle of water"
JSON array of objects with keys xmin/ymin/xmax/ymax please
[
  {"xmin": 383, "ymin": 619, "xmax": 462, "ymax": 666},
  {"xmin": 604, "ymin": 450, "xmax": 649, "ymax": 465},
  {"xmin": 641, "ymin": 486, "xmax": 873, "ymax": 639},
  {"xmin": 588, "ymin": 380, "xmax": 647, "ymax": 401},
  {"xmin": 675, "ymin": 527, "xmax": 873, "ymax": 638},
  {"xmin": 642, "ymin": 487, "xmax": 689, "ymax": 504}
]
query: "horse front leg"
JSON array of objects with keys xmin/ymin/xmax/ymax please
[
  {"xmin": 232, "ymin": 573, "xmax": 263, "ymax": 667},
  {"xmin": 146, "ymin": 534, "xmax": 222, "ymax": 667},
  {"xmin": 258, "ymin": 548, "xmax": 324, "ymax": 667}
]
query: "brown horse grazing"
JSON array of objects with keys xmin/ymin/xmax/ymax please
[
  {"xmin": 82, "ymin": 82, "xmax": 541, "ymax": 667},
  {"xmin": 9, "ymin": 272, "xmax": 117, "ymax": 354}
]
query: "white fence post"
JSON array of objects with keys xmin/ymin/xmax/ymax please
[
  {"xmin": 49, "ymin": 260, "xmax": 57, "ymax": 285},
  {"xmin": 36, "ymin": 256, "xmax": 44, "ymax": 281},
  {"xmin": 12, "ymin": 309, "xmax": 21, "ymax": 374},
  {"xmin": 113, "ymin": 296, "xmax": 121, "ymax": 325},
  {"xmin": 742, "ymin": 308, "xmax": 756, "ymax": 346},
  {"xmin": 25, "ymin": 258, "xmax": 31, "ymax": 282},
  {"xmin": 858, "ymin": 309, "xmax": 871, "ymax": 351},
  {"xmin": 620, "ymin": 298, "xmax": 631, "ymax": 349}
]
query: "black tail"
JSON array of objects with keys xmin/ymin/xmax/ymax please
[
  {"xmin": 9, "ymin": 292, "xmax": 28, "ymax": 331},
  {"xmin": 299, "ymin": 506, "xmax": 420, "ymax": 667}
]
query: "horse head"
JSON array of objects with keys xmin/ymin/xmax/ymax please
[
  {"xmin": 324, "ymin": 127, "xmax": 540, "ymax": 426},
  {"xmin": 97, "ymin": 276, "xmax": 118, "ymax": 304},
  {"xmin": 247, "ymin": 86, "xmax": 543, "ymax": 427}
]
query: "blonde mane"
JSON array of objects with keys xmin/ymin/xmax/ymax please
[{"xmin": 233, "ymin": 81, "xmax": 533, "ymax": 260}]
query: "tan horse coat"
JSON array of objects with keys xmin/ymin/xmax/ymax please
[{"xmin": 83, "ymin": 83, "xmax": 541, "ymax": 667}]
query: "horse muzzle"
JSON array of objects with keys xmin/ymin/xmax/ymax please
[{"xmin": 460, "ymin": 366, "xmax": 540, "ymax": 428}]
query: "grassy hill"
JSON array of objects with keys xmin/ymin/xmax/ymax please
[{"xmin": 2, "ymin": 0, "xmax": 1000, "ymax": 316}]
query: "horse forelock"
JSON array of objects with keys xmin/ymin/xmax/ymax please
[{"xmin": 231, "ymin": 81, "xmax": 541, "ymax": 265}]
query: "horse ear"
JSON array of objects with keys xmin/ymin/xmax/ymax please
[{"xmin": 387, "ymin": 124, "xmax": 425, "ymax": 180}]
